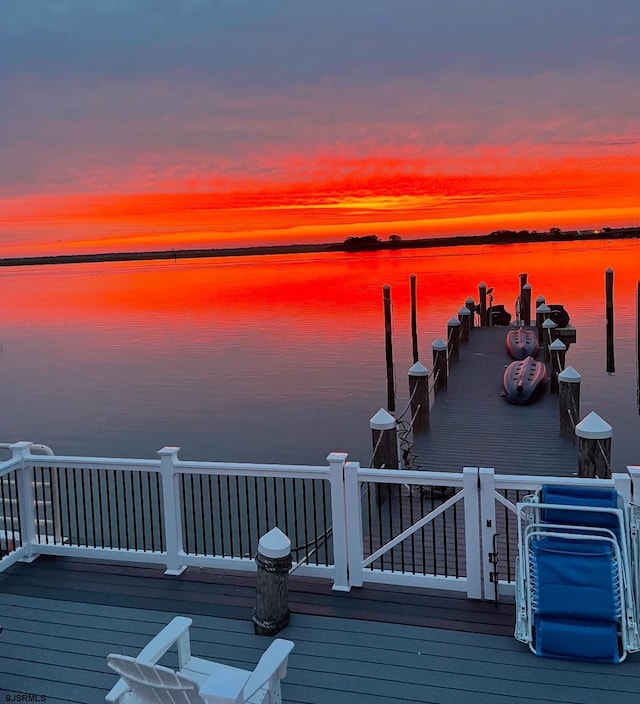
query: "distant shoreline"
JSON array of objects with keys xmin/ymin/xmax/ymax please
[{"xmin": 1, "ymin": 227, "xmax": 638, "ymax": 267}]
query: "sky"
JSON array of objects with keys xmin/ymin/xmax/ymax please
[{"xmin": 1, "ymin": 0, "xmax": 640, "ymax": 257}]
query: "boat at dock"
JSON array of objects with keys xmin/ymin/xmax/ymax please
[
  {"xmin": 548, "ymin": 304, "xmax": 570, "ymax": 328},
  {"xmin": 506, "ymin": 327, "xmax": 539, "ymax": 360},
  {"xmin": 503, "ymin": 355, "xmax": 547, "ymax": 404}
]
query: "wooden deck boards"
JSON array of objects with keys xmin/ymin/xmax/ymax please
[
  {"xmin": 2, "ymin": 557, "xmax": 640, "ymax": 704},
  {"xmin": 413, "ymin": 326, "xmax": 578, "ymax": 475}
]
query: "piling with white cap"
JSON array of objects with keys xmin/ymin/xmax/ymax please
[
  {"xmin": 432, "ymin": 338, "xmax": 448, "ymax": 393},
  {"xmin": 575, "ymin": 411, "xmax": 612, "ymax": 479},
  {"xmin": 558, "ymin": 366, "xmax": 581, "ymax": 441},
  {"xmin": 447, "ymin": 317, "xmax": 461, "ymax": 364},
  {"xmin": 549, "ymin": 338, "xmax": 567, "ymax": 393},
  {"xmin": 253, "ymin": 527, "xmax": 292, "ymax": 635},
  {"xmin": 408, "ymin": 362, "xmax": 430, "ymax": 432},
  {"xmin": 458, "ymin": 306, "xmax": 471, "ymax": 343}
]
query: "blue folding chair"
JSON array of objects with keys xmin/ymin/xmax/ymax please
[{"xmin": 515, "ymin": 484, "xmax": 640, "ymax": 662}]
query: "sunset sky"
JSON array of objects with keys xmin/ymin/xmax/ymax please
[{"xmin": 2, "ymin": 0, "xmax": 640, "ymax": 257}]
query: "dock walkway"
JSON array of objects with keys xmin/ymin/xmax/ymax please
[{"xmin": 412, "ymin": 326, "xmax": 577, "ymax": 475}]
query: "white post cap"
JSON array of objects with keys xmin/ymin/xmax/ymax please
[
  {"xmin": 370, "ymin": 408, "xmax": 397, "ymax": 430},
  {"xmin": 549, "ymin": 338, "xmax": 567, "ymax": 351},
  {"xmin": 458, "ymin": 306, "xmax": 471, "ymax": 316},
  {"xmin": 258, "ymin": 527, "xmax": 291, "ymax": 558},
  {"xmin": 478, "ymin": 281, "xmax": 487, "ymax": 289},
  {"xmin": 542, "ymin": 318, "xmax": 557, "ymax": 329},
  {"xmin": 536, "ymin": 304, "xmax": 551, "ymax": 314},
  {"xmin": 465, "ymin": 296, "xmax": 475, "ymax": 304},
  {"xmin": 523, "ymin": 283, "xmax": 532, "ymax": 290},
  {"xmin": 536, "ymin": 295, "xmax": 545, "ymax": 304},
  {"xmin": 558, "ymin": 366, "xmax": 581, "ymax": 383},
  {"xmin": 575, "ymin": 411, "xmax": 612, "ymax": 440},
  {"xmin": 448, "ymin": 316, "xmax": 461, "ymax": 326},
  {"xmin": 409, "ymin": 361, "xmax": 429, "ymax": 377},
  {"xmin": 432, "ymin": 337, "xmax": 448, "ymax": 351}
]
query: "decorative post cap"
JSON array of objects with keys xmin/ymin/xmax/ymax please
[
  {"xmin": 536, "ymin": 304, "xmax": 551, "ymax": 314},
  {"xmin": 448, "ymin": 316, "xmax": 461, "ymax": 326},
  {"xmin": 458, "ymin": 306, "xmax": 471, "ymax": 316},
  {"xmin": 370, "ymin": 408, "xmax": 396, "ymax": 430},
  {"xmin": 558, "ymin": 366, "xmax": 581, "ymax": 382},
  {"xmin": 258, "ymin": 527, "xmax": 291, "ymax": 558},
  {"xmin": 549, "ymin": 338, "xmax": 567, "ymax": 350},
  {"xmin": 432, "ymin": 338, "xmax": 447, "ymax": 351},
  {"xmin": 542, "ymin": 318, "xmax": 557, "ymax": 329},
  {"xmin": 478, "ymin": 281, "xmax": 487, "ymax": 289},
  {"xmin": 575, "ymin": 411, "xmax": 612, "ymax": 439},
  {"xmin": 523, "ymin": 283, "xmax": 532, "ymax": 290},
  {"xmin": 409, "ymin": 361, "xmax": 429, "ymax": 377},
  {"xmin": 536, "ymin": 295, "xmax": 545, "ymax": 304}
]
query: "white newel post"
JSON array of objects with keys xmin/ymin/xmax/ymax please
[
  {"xmin": 479, "ymin": 467, "xmax": 497, "ymax": 602},
  {"xmin": 11, "ymin": 442, "xmax": 37, "ymax": 562},
  {"xmin": 462, "ymin": 467, "xmax": 481, "ymax": 599},
  {"xmin": 612, "ymin": 473, "xmax": 632, "ymax": 504},
  {"xmin": 327, "ymin": 452, "xmax": 350, "ymax": 591},
  {"xmin": 158, "ymin": 446, "xmax": 187, "ymax": 576},
  {"xmin": 344, "ymin": 461, "xmax": 363, "ymax": 588},
  {"xmin": 627, "ymin": 466, "xmax": 640, "ymax": 503}
]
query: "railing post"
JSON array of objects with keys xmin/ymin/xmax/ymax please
[
  {"xmin": 463, "ymin": 467, "xmax": 482, "ymax": 599},
  {"xmin": 344, "ymin": 461, "xmax": 363, "ymax": 588},
  {"xmin": 627, "ymin": 466, "xmax": 640, "ymax": 503},
  {"xmin": 11, "ymin": 442, "xmax": 37, "ymax": 562},
  {"xmin": 558, "ymin": 366, "xmax": 581, "ymax": 441},
  {"xmin": 408, "ymin": 362, "xmax": 430, "ymax": 432},
  {"xmin": 158, "ymin": 446, "xmax": 187, "ymax": 576},
  {"xmin": 612, "ymin": 473, "xmax": 632, "ymax": 504},
  {"xmin": 479, "ymin": 467, "xmax": 497, "ymax": 601},
  {"xmin": 327, "ymin": 452, "xmax": 350, "ymax": 591}
]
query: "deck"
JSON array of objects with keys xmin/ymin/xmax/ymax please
[
  {"xmin": 413, "ymin": 326, "xmax": 577, "ymax": 475},
  {"xmin": 2, "ymin": 556, "xmax": 640, "ymax": 703}
]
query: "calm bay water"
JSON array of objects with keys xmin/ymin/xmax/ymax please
[{"xmin": 0, "ymin": 238, "xmax": 638, "ymax": 472}]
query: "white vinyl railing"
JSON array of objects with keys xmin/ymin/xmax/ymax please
[{"xmin": 1, "ymin": 441, "xmax": 639, "ymax": 600}]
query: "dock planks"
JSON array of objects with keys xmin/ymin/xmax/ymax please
[{"xmin": 412, "ymin": 326, "xmax": 577, "ymax": 475}]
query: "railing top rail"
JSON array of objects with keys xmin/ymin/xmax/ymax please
[
  {"xmin": 492, "ymin": 473, "xmax": 616, "ymax": 490},
  {"xmin": 176, "ymin": 461, "xmax": 329, "ymax": 479},
  {"xmin": 357, "ymin": 467, "xmax": 465, "ymax": 485},
  {"xmin": 26, "ymin": 455, "xmax": 161, "ymax": 471},
  {"xmin": 0, "ymin": 455, "xmax": 23, "ymax": 477}
]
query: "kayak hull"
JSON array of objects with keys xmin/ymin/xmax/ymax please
[
  {"xmin": 503, "ymin": 356, "xmax": 547, "ymax": 404},
  {"xmin": 506, "ymin": 328, "xmax": 539, "ymax": 360}
]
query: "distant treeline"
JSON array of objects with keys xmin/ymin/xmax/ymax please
[{"xmin": 1, "ymin": 227, "xmax": 638, "ymax": 267}]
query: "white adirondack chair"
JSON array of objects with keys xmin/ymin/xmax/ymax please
[{"xmin": 105, "ymin": 616, "xmax": 294, "ymax": 704}]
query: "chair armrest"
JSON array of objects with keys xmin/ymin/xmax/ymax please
[
  {"xmin": 105, "ymin": 678, "xmax": 129, "ymax": 704},
  {"xmin": 242, "ymin": 639, "xmax": 294, "ymax": 701},
  {"xmin": 136, "ymin": 616, "xmax": 193, "ymax": 665}
]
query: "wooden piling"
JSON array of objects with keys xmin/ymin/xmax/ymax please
[
  {"xmin": 432, "ymin": 338, "xmax": 448, "ymax": 393},
  {"xmin": 558, "ymin": 366, "xmax": 581, "ymax": 442},
  {"xmin": 383, "ymin": 285, "xmax": 395, "ymax": 412},
  {"xmin": 542, "ymin": 319, "xmax": 557, "ymax": 362},
  {"xmin": 458, "ymin": 306, "xmax": 471, "ymax": 343},
  {"xmin": 478, "ymin": 282, "xmax": 488, "ymax": 327},
  {"xmin": 606, "ymin": 268, "xmax": 615, "ymax": 374},
  {"xmin": 518, "ymin": 273, "xmax": 528, "ymax": 323},
  {"xmin": 465, "ymin": 297, "xmax": 476, "ymax": 329},
  {"xmin": 549, "ymin": 338, "xmax": 567, "ymax": 393},
  {"xmin": 410, "ymin": 274, "xmax": 419, "ymax": 364},
  {"xmin": 447, "ymin": 317, "xmax": 461, "ymax": 364},
  {"xmin": 408, "ymin": 362, "xmax": 429, "ymax": 432},
  {"xmin": 522, "ymin": 283, "xmax": 532, "ymax": 326},
  {"xmin": 370, "ymin": 409, "xmax": 398, "ymax": 503},
  {"xmin": 253, "ymin": 527, "xmax": 291, "ymax": 635},
  {"xmin": 576, "ymin": 412, "xmax": 612, "ymax": 479},
  {"xmin": 536, "ymin": 304, "xmax": 550, "ymax": 344}
]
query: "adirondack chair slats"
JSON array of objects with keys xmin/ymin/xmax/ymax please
[{"xmin": 105, "ymin": 616, "xmax": 294, "ymax": 704}]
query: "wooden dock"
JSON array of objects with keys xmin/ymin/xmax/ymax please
[{"xmin": 412, "ymin": 326, "xmax": 578, "ymax": 475}]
